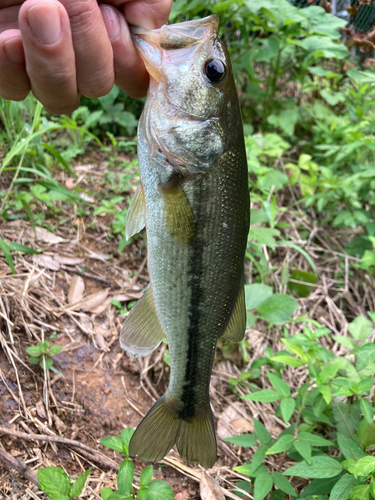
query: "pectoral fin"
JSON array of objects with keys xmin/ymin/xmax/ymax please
[
  {"xmin": 160, "ymin": 180, "xmax": 196, "ymax": 245},
  {"xmin": 125, "ymin": 184, "xmax": 146, "ymax": 240},
  {"xmin": 120, "ymin": 286, "xmax": 165, "ymax": 357},
  {"xmin": 222, "ymin": 284, "xmax": 246, "ymax": 343}
]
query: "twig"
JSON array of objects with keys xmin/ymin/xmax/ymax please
[{"xmin": 0, "ymin": 447, "xmax": 40, "ymax": 487}]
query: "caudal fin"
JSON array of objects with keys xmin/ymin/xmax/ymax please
[{"xmin": 129, "ymin": 396, "xmax": 216, "ymax": 468}]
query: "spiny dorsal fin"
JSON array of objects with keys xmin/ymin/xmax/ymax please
[
  {"xmin": 222, "ymin": 284, "xmax": 246, "ymax": 343},
  {"xmin": 160, "ymin": 180, "xmax": 196, "ymax": 245},
  {"xmin": 125, "ymin": 184, "xmax": 146, "ymax": 240},
  {"xmin": 119, "ymin": 286, "xmax": 165, "ymax": 357}
]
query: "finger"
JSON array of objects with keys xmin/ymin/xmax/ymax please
[
  {"xmin": 58, "ymin": 0, "xmax": 114, "ymax": 98},
  {"xmin": 0, "ymin": 30, "xmax": 30, "ymax": 100},
  {"xmin": 19, "ymin": 0, "xmax": 80, "ymax": 114},
  {"xmin": 122, "ymin": 0, "xmax": 173, "ymax": 30},
  {"xmin": 100, "ymin": 4, "xmax": 148, "ymax": 98}
]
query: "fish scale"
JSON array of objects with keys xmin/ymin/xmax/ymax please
[{"xmin": 120, "ymin": 15, "xmax": 250, "ymax": 468}]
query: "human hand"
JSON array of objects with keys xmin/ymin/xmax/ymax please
[{"xmin": 0, "ymin": 0, "xmax": 172, "ymax": 113}]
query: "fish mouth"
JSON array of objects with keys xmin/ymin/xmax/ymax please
[{"xmin": 130, "ymin": 15, "xmax": 219, "ymax": 81}]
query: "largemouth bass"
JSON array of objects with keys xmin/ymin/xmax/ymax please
[{"xmin": 120, "ymin": 15, "xmax": 250, "ymax": 468}]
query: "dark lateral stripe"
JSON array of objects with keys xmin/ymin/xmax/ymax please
[{"xmin": 179, "ymin": 181, "xmax": 204, "ymax": 420}]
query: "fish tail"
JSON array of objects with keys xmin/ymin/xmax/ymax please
[{"xmin": 129, "ymin": 395, "xmax": 216, "ymax": 468}]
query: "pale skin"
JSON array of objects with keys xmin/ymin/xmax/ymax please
[{"xmin": 0, "ymin": 0, "xmax": 172, "ymax": 114}]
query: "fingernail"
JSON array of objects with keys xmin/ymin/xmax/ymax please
[
  {"xmin": 4, "ymin": 37, "xmax": 25, "ymax": 64},
  {"xmin": 27, "ymin": 2, "xmax": 62, "ymax": 45},
  {"xmin": 101, "ymin": 6, "xmax": 120, "ymax": 41}
]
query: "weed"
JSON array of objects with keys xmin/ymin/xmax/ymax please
[{"xmin": 26, "ymin": 340, "xmax": 62, "ymax": 371}]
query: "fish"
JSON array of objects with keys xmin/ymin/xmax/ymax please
[{"xmin": 120, "ymin": 15, "xmax": 250, "ymax": 468}]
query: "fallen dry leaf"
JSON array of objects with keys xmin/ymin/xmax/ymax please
[
  {"xmin": 200, "ymin": 473, "xmax": 225, "ymax": 500},
  {"xmin": 54, "ymin": 255, "xmax": 85, "ymax": 266},
  {"xmin": 112, "ymin": 290, "xmax": 143, "ymax": 301},
  {"xmin": 217, "ymin": 403, "xmax": 248, "ymax": 439},
  {"xmin": 81, "ymin": 288, "xmax": 109, "ymax": 312},
  {"xmin": 90, "ymin": 296, "xmax": 113, "ymax": 315},
  {"xmin": 175, "ymin": 492, "xmax": 190, "ymax": 500},
  {"xmin": 230, "ymin": 418, "xmax": 254, "ymax": 434},
  {"xmin": 32, "ymin": 255, "xmax": 60, "ymax": 271},
  {"xmin": 65, "ymin": 178, "xmax": 75, "ymax": 189},
  {"xmin": 68, "ymin": 276, "xmax": 85, "ymax": 305},
  {"xmin": 28, "ymin": 226, "xmax": 67, "ymax": 244},
  {"xmin": 52, "ymin": 413, "xmax": 67, "ymax": 433},
  {"xmin": 36, "ymin": 400, "xmax": 46, "ymax": 420},
  {"xmin": 95, "ymin": 331, "xmax": 110, "ymax": 351},
  {"xmin": 95, "ymin": 325, "xmax": 112, "ymax": 339}
]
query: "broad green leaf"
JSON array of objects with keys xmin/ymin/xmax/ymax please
[
  {"xmin": 248, "ymin": 227, "xmax": 280, "ymax": 248},
  {"xmin": 253, "ymin": 419, "xmax": 271, "ymax": 445},
  {"xmin": 298, "ymin": 432, "xmax": 334, "ymax": 447},
  {"xmin": 100, "ymin": 436, "xmax": 125, "ymax": 452},
  {"xmin": 140, "ymin": 465, "xmax": 153, "ymax": 487},
  {"xmin": 266, "ymin": 435, "xmax": 295, "ymax": 455},
  {"xmin": 348, "ymin": 484, "xmax": 370, "ymax": 500},
  {"xmin": 283, "ymin": 456, "xmax": 343, "ymax": 478},
  {"xmin": 337, "ymin": 432, "xmax": 366, "ymax": 460},
  {"xmin": 49, "ymin": 345, "xmax": 63, "ymax": 355},
  {"xmin": 333, "ymin": 335, "xmax": 356, "ymax": 350},
  {"xmin": 255, "ymin": 37, "xmax": 280, "ymax": 62},
  {"xmin": 272, "ymin": 471, "xmax": 297, "ymax": 497},
  {"xmin": 360, "ymin": 398, "xmax": 374, "ymax": 424},
  {"xmin": 299, "ymin": 36, "xmax": 349, "ymax": 59},
  {"xmin": 253, "ymin": 473, "xmax": 273, "ymax": 500},
  {"xmin": 329, "ymin": 474, "xmax": 359, "ymax": 500},
  {"xmin": 120, "ymin": 428, "xmax": 135, "ymax": 447},
  {"xmin": 244, "ymin": 284, "xmax": 273, "ymax": 311},
  {"xmin": 117, "ymin": 460, "xmax": 134, "ymax": 495},
  {"xmin": 40, "ymin": 357, "xmax": 53, "ymax": 370},
  {"xmin": 354, "ymin": 456, "xmax": 375, "ymax": 476},
  {"xmin": 70, "ymin": 468, "xmax": 92, "ymax": 498},
  {"xmin": 223, "ymin": 434, "xmax": 257, "ymax": 447},
  {"xmin": 356, "ymin": 343, "xmax": 375, "ymax": 371},
  {"xmin": 242, "ymin": 389, "xmax": 280, "ymax": 403},
  {"xmin": 38, "ymin": 467, "xmax": 71, "ymax": 496},
  {"xmin": 288, "ymin": 269, "xmax": 318, "ymax": 297},
  {"xmin": 280, "ymin": 397, "xmax": 295, "ymax": 423},
  {"xmin": 270, "ymin": 355, "xmax": 303, "ymax": 367},
  {"xmin": 257, "ymin": 294, "xmax": 298, "ymax": 324},
  {"xmin": 26, "ymin": 346, "xmax": 42, "ymax": 356},
  {"xmin": 303, "ymin": 476, "xmax": 341, "ymax": 496},
  {"xmin": 267, "ymin": 372, "xmax": 290, "ymax": 397},
  {"xmin": 317, "ymin": 361, "xmax": 343, "ymax": 384},
  {"xmin": 333, "ymin": 401, "xmax": 361, "ymax": 438},
  {"xmin": 101, "ymin": 487, "xmax": 113, "ymax": 500},
  {"xmin": 146, "ymin": 480, "xmax": 174, "ymax": 500},
  {"xmin": 294, "ymin": 439, "xmax": 312, "ymax": 464},
  {"xmin": 8, "ymin": 241, "xmax": 39, "ymax": 254},
  {"xmin": 356, "ymin": 419, "xmax": 375, "ymax": 449},
  {"xmin": 137, "ymin": 488, "xmax": 149, "ymax": 500},
  {"xmin": 319, "ymin": 384, "xmax": 332, "ymax": 404},
  {"xmin": 349, "ymin": 316, "xmax": 373, "ymax": 341}
]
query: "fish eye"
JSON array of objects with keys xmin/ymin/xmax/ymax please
[{"xmin": 204, "ymin": 58, "xmax": 226, "ymax": 83}]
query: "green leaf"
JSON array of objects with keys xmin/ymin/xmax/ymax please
[
  {"xmin": 100, "ymin": 487, "xmax": 113, "ymax": 500},
  {"xmin": 333, "ymin": 336, "xmax": 356, "ymax": 350},
  {"xmin": 250, "ymin": 445, "xmax": 269, "ymax": 475},
  {"xmin": 26, "ymin": 346, "xmax": 42, "ymax": 356},
  {"xmin": 257, "ymin": 294, "xmax": 298, "ymax": 324},
  {"xmin": 317, "ymin": 361, "xmax": 343, "ymax": 384},
  {"xmin": 100, "ymin": 436, "xmax": 125, "ymax": 452},
  {"xmin": 28, "ymin": 356, "xmax": 40, "ymax": 365},
  {"xmin": 349, "ymin": 316, "xmax": 373, "ymax": 341},
  {"xmin": 283, "ymin": 456, "xmax": 343, "ymax": 478},
  {"xmin": 266, "ymin": 435, "xmax": 295, "ymax": 455},
  {"xmin": 137, "ymin": 488, "xmax": 149, "ymax": 500},
  {"xmin": 223, "ymin": 434, "xmax": 257, "ymax": 447},
  {"xmin": 40, "ymin": 356, "xmax": 53, "ymax": 370},
  {"xmin": 0, "ymin": 237, "xmax": 16, "ymax": 274},
  {"xmin": 140, "ymin": 465, "xmax": 153, "ymax": 487},
  {"xmin": 38, "ymin": 467, "xmax": 71, "ymax": 496},
  {"xmin": 242, "ymin": 389, "xmax": 280, "ymax": 403},
  {"xmin": 49, "ymin": 345, "xmax": 63, "ymax": 355},
  {"xmin": 329, "ymin": 474, "xmax": 359, "ymax": 500},
  {"xmin": 272, "ymin": 471, "xmax": 296, "ymax": 497},
  {"xmin": 244, "ymin": 284, "xmax": 273, "ymax": 311},
  {"xmin": 117, "ymin": 460, "xmax": 134, "ymax": 495},
  {"xmin": 269, "ymin": 355, "xmax": 303, "ymax": 367},
  {"xmin": 298, "ymin": 432, "xmax": 334, "ymax": 447},
  {"xmin": 319, "ymin": 384, "xmax": 332, "ymax": 405},
  {"xmin": 248, "ymin": 227, "xmax": 280, "ymax": 248},
  {"xmin": 8, "ymin": 241, "xmax": 39, "ymax": 254},
  {"xmin": 70, "ymin": 468, "xmax": 92, "ymax": 498},
  {"xmin": 299, "ymin": 35, "xmax": 349, "ymax": 59},
  {"xmin": 333, "ymin": 401, "xmax": 361, "ymax": 438},
  {"xmin": 303, "ymin": 476, "xmax": 342, "ymax": 496},
  {"xmin": 253, "ymin": 473, "xmax": 273, "ymax": 500},
  {"xmin": 253, "ymin": 419, "xmax": 272, "ymax": 445},
  {"xmin": 280, "ymin": 397, "xmax": 295, "ymax": 423},
  {"xmin": 267, "ymin": 372, "xmax": 290, "ymax": 397},
  {"xmin": 360, "ymin": 398, "xmax": 374, "ymax": 424},
  {"xmin": 347, "ymin": 484, "xmax": 370, "ymax": 500},
  {"xmin": 288, "ymin": 269, "xmax": 318, "ymax": 297},
  {"xmin": 356, "ymin": 419, "xmax": 375, "ymax": 449},
  {"xmin": 120, "ymin": 428, "xmax": 135, "ymax": 447},
  {"xmin": 356, "ymin": 343, "xmax": 375, "ymax": 371},
  {"xmin": 294, "ymin": 439, "xmax": 312, "ymax": 464},
  {"xmin": 146, "ymin": 480, "xmax": 174, "ymax": 500},
  {"xmin": 354, "ymin": 456, "xmax": 375, "ymax": 476}
]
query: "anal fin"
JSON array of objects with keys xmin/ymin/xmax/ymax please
[
  {"xmin": 120, "ymin": 286, "xmax": 165, "ymax": 357},
  {"xmin": 125, "ymin": 183, "xmax": 146, "ymax": 240},
  {"xmin": 222, "ymin": 284, "xmax": 246, "ymax": 343},
  {"xmin": 160, "ymin": 179, "xmax": 195, "ymax": 245}
]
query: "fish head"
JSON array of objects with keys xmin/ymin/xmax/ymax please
[{"xmin": 132, "ymin": 16, "xmax": 239, "ymax": 174}]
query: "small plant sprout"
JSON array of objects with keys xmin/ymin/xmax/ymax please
[{"xmin": 26, "ymin": 340, "xmax": 62, "ymax": 372}]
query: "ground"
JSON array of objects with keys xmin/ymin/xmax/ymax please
[{"xmin": 0, "ymin": 154, "xmax": 374, "ymax": 499}]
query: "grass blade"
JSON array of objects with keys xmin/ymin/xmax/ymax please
[{"xmin": 0, "ymin": 237, "xmax": 16, "ymax": 274}]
